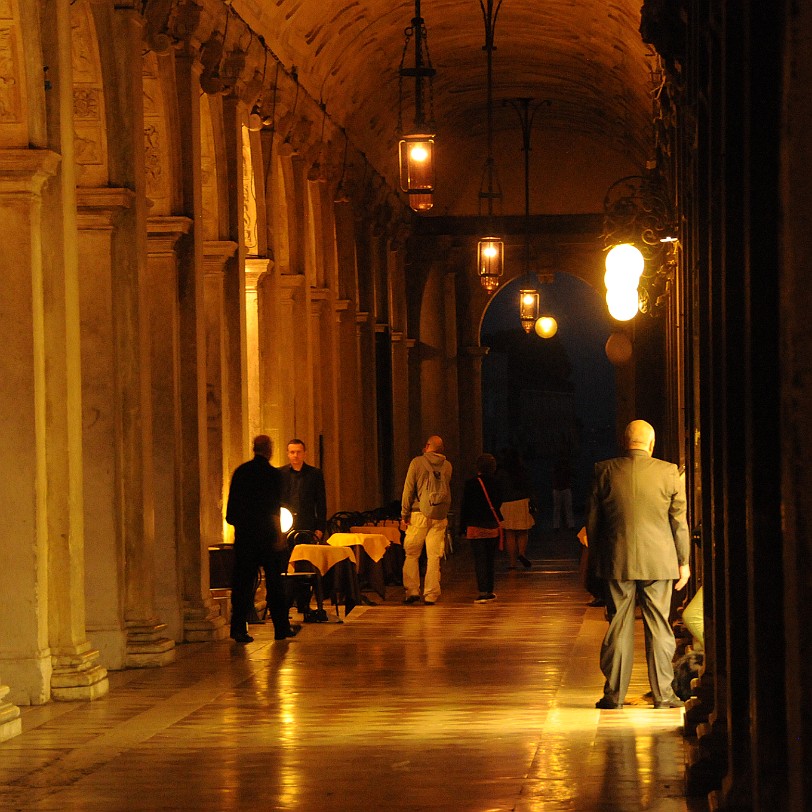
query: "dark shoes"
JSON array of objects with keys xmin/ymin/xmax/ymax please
[
  {"xmin": 423, "ymin": 599, "xmax": 436, "ymax": 605},
  {"xmin": 654, "ymin": 698, "xmax": 685, "ymax": 709},
  {"xmin": 518, "ymin": 555, "xmax": 532, "ymax": 569},
  {"xmin": 474, "ymin": 593, "xmax": 497, "ymax": 603},
  {"xmin": 403, "ymin": 595, "xmax": 420, "ymax": 604},
  {"xmin": 275, "ymin": 624, "xmax": 302, "ymax": 641},
  {"xmin": 230, "ymin": 631, "xmax": 254, "ymax": 643},
  {"xmin": 595, "ymin": 697, "xmax": 622, "ymax": 709}
]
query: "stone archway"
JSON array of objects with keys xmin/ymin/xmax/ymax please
[{"xmin": 479, "ymin": 271, "xmax": 618, "ymax": 525}]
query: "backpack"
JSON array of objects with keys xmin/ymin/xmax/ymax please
[{"xmin": 419, "ymin": 458, "xmax": 450, "ymax": 519}]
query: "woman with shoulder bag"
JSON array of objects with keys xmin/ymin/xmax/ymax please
[{"xmin": 459, "ymin": 453, "xmax": 503, "ymax": 603}]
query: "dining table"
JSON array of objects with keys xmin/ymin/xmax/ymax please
[
  {"xmin": 350, "ymin": 525, "xmax": 406, "ymax": 587},
  {"xmin": 287, "ymin": 544, "xmax": 361, "ymax": 616},
  {"xmin": 327, "ymin": 532, "xmax": 392, "ymax": 602}
]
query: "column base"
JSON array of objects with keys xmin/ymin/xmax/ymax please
[
  {"xmin": 50, "ymin": 642, "xmax": 110, "ymax": 701},
  {"xmin": 685, "ymin": 718, "xmax": 728, "ymax": 797},
  {"xmin": 125, "ymin": 619, "xmax": 176, "ymax": 668},
  {"xmin": 183, "ymin": 599, "xmax": 228, "ymax": 642},
  {"xmin": 0, "ymin": 685, "xmax": 21, "ymax": 742}
]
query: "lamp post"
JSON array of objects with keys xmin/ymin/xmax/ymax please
[
  {"xmin": 477, "ymin": 0, "xmax": 504, "ymax": 293},
  {"xmin": 398, "ymin": 0, "xmax": 436, "ymax": 212}
]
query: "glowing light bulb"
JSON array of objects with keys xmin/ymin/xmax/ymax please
[
  {"xmin": 410, "ymin": 145, "xmax": 428, "ymax": 162},
  {"xmin": 535, "ymin": 316, "xmax": 558, "ymax": 338}
]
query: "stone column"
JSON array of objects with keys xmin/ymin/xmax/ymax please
[
  {"xmin": 0, "ymin": 150, "xmax": 60, "ymax": 707},
  {"xmin": 390, "ymin": 330, "xmax": 411, "ymax": 494},
  {"xmin": 356, "ymin": 311, "xmax": 380, "ymax": 507},
  {"xmin": 203, "ymin": 240, "xmax": 238, "ymax": 548},
  {"xmin": 146, "ymin": 216, "xmax": 193, "ymax": 643},
  {"xmin": 174, "ymin": 53, "xmax": 227, "ymax": 642},
  {"xmin": 245, "ymin": 258, "xmax": 271, "ymax": 443},
  {"xmin": 458, "ymin": 345, "xmax": 489, "ymax": 465},
  {"xmin": 76, "ymin": 188, "xmax": 174, "ymax": 670},
  {"xmin": 278, "ymin": 274, "xmax": 310, "ymax": 448}
]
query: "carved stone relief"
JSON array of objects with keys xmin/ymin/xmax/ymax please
[
  {"xmin": 242, "ymin": 125, "xmax": 258, "ymax": 255},
  {"xmin": 70, "ymin": 1, "xmax": 107, "ymax": 185},
  {"xmin": 142, "ymin": 53, "xmax": 170, "ymax": 213}
]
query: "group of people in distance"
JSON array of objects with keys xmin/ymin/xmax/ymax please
[
  {"xmin": 398, "ymin": 419, "xmax": 690, "ymax": 710},
  {"xmin": 227, "ymin": 417, "xmax": 690, "ymax": 710}
]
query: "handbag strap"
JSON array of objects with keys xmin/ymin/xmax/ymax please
[{"xmin": 477, "ymin": 476, "xmax": 501, "ymax": 525}]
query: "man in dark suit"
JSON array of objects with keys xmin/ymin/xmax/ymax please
[
  {"xmin": 586, "ymin": 420, "xmax": 691, "ymax": 709},
  {"xmin": 225, "ymin": 435, "xmax": 299, "ymax": 643},
  {"xmin": 279, "ymin": 438, "xmax": 327, "ymax": 614},
  {"xmin": 279, "ymin": 438, "xmax": 327, "ymax": 539}
]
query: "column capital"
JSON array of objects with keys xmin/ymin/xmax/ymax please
[
  {"xmin": 356, "ymin": 311, "xmax": 370, "ymax": 325},
  {"xmin": 0, "ymin": 149, "xmax": 60, "ymax": 195},
  {"xmin": 76, "ymin": 187, "xmax": 136, "ymax": 229},
  {"xmin": 391, "ymin": 331, "xmax": 404, "ymax": 342},
  {"xmin": 279, "ymin": 273, "xmax": 306, "ymax": 301},
  {"xmin": 202, "ymin": 240, "xmax": 238, "ymax": 275},
  {"xmin": 245, "ymin": 257, "xmax": 272, "ymax": 291},
  {"xmin": 146, "ymin": 215, "xmax": 192, "ymax": 255}
]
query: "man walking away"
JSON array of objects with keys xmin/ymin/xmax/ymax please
[{"xmin": 400, "ymin": 435, "xmax": 453, "ymax": 605}]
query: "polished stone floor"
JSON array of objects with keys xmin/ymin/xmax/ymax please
[{"xmin": 1, "ymin": 530, "xmax": 707, "ymax": 811}]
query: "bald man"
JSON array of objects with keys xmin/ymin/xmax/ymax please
[
  {"xmin": 586, "ymin": 420, "xmax": 691, "ymax": 709},
  {"xmin": 400, "ymin": 435, "xmax": 453, "ymax": 605}
]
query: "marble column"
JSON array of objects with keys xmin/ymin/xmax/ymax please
[
  {"xmin": 0, "ymin": 150, "xmax": 60, "ymax": 707},
  {"xmin": 245, "ymin": 259, "xmax": 271, "ymax": 443},
  {"xmin": 458, "ymin": 345, "xmax": 489, "ymax": 467},
  {"xmin": 203, "ymin": 240, "xmax": 238, "ymax": 548},
  {"xmin": 174, "ymin": 53, "xmax": 227, "ymax": 643},
  {"xmin": 76, "ymin": 188, "xmax": 175, "ymax": 670},
  {"xmin": 146, "ymin": 216, "xmax": 193, "ymax": 643}
]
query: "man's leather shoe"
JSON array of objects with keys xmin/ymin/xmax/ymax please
[
  {"xmin": 231, "ymin": 632, "xmax": 254, "ymax": 643},
  {"xmin": 275, "ymin": 624, "xmax": 302, "ymax": 640},
  {"xmin": 654, "ymin": 698, "xmax": 685, "ymax": 708},
  {"xmin": 403, "ymin": 595, "xmax": 420, "ymax": 604},
  {"xmin": 595, "ymin": 697, "xmax": 622, "ymax": 709}
]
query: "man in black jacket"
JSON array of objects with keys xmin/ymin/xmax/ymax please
[
  {"xmin": 279, "ymin": 438, "xmax": 328, "ymax": 614},
  {"xmin": 279, "ymin": 438, "xmax": 327, "ymax": 539},
  {"xmin": 225, "ymin": 435, "xmax": 299, "ymax": 643}
]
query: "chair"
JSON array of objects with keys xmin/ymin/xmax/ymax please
[
  {"xmin": 326, "ymin": 511, "xmax": 363, "ymax": 536},
  {"xmin": 282, "ymin": 530, "xmax": 328, "ymax": 622}
]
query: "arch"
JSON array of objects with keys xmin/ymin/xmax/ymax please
[{"xmin": 480, "ymin": 271, "xmax": 618, "ymax": 520}]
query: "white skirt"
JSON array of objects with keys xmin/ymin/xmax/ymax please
[{"xmin": 500, "ymin": 498, "xmax": 535, "ymax": 530}]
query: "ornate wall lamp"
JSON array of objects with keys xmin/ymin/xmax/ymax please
[
  {"xmin": 398, "ymin": 0, "xmax": 436, "ymax": 212},
  {"xmin": 602, "ymin": 173, "xmax": 677, "ymax": 319},
  {"xmin": 477, "ymin": 0, "xmax": 504, "ymax": 293}
]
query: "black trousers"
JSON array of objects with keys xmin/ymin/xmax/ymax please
[
  {"xmin": 471, "ymin": 536, "xmax": 500, "ymax": 594},
  {"xmin": 230, "ymin": 545, "xmax": 290, "ymax": 639}
]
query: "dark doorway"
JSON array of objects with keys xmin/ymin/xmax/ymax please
[{"xmin": 481, "ymin": 273, "xmax": 618, "ymax": 529}]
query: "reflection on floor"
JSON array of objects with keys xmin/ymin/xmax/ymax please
[{"xmin": 0, "ymin": 529, "xmax": 707, "ymax": 811}]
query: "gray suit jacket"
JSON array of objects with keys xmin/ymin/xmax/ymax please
[{"xmin": 586, "ymin": 449, "xmax": 690, "ymax": 581}]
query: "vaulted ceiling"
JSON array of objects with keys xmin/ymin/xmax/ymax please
[{"xmin": 236, "ymin": 0, "xmax": 655, "ymax": 217}]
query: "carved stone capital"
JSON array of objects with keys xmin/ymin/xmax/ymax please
[{"xmin": 0, "ymin": 149, "xmax": 60, "ymax": 196}]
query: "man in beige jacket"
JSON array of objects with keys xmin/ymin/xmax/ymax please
[{"xmin": 586, "ymin": 420, "xmax": 691, "ymax": 709}]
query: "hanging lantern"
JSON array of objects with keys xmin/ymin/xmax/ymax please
[
  {"xmin": 535, "ymin": 315, "xmax": 558, "ymax": 339},
  {"xmin": 478, "ymin": 236, "xmax": 504, "ymax": 293},
  {"xmin": 519, "ymin": 289, "xmax": 539, "ymax": 333},
  {"xmin": 399, "ymin": 134, "xmax": 435, "ymax": 210}
]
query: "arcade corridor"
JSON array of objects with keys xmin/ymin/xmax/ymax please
[{"xmin": 0, "ymin": 535, "xmax": 701, "ymax": 812}]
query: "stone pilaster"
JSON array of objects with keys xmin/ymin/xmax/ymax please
[
  {"xmin": 245, "ymin": 258, "xmax": 271, "ymax": 442},
  {"xmin": 356, "ymin": 311, "xmax": 379, "ymax": 508},
  {"xmin": 146, "ymin": 216, "xmax": 193, "ymax": 643},
  {"xmin": 0, "ymin": 149, "xmax": 60, "ymax": 706},
  {"xmin": 174, "ymin": 53, "xmax": 227, "ymax": 643},
  {"xmin": 76, "ymin": 188, "xmax": 175, "ymax": 670},
  {"xmin": 203, "ymin": 240, "xmax": 238, "ymax": 550}
]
